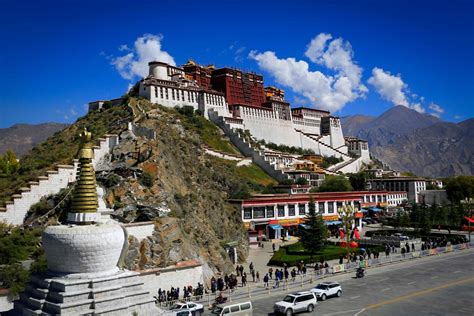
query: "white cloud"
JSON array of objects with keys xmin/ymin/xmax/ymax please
[
  {"xmin": 111, "ymin": 34, "xmax": 175, "ymax": 81},
  {"xmin": 249, "ymin": 33, "xmax": 366, "ymax": 112},
  {"xmin": 367, "ymin": 67, "xmax": 426, "ymax": 113},
  {"xmin": 367, "ymin": 68, "xmax": 409, "ymax": 106},
  {"xmin": 429, "ymin": 103, "xmax": 444, "ymax": 114}
]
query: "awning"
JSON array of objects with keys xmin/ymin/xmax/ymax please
[
  {"xmin": 360, "ymin": 209, "xmax": 368, "ymax": 213},
  {"xmin": 268, "ymin": 224, "xmax": 283, "ymax": 230},
  {"xmin": 324, "ymin": 220, "xmax": 342, "ymax": 226},
  {"xmin": 369, "ymin": 207, "xmax": 382, "ymax": 212}
]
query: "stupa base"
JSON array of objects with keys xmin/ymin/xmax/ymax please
[{"xmin": 13, "ymin": 270, "xmax": 158, "ymax": 315}]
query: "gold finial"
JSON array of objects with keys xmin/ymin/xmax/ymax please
[{"xmin": 69, "ymin": 128, "xmax": 98, "ymax": 221}]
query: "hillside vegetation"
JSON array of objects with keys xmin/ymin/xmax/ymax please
[{"xmin": 0, "ymin": 106, "xmax": 131, "ymax": 204}]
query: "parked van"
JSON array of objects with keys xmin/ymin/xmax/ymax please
[{"xmin": 213, "ymin": 301, "xmax": 253, "ymax": 315}]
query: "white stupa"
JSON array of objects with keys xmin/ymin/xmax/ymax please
[{"xmin": 14, "ymin": 129, "xmax": 157, "ymax": 315}]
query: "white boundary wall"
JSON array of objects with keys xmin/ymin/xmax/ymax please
[
  {"xmin": 0, "ymin": 135, "xmax": 119, "ymax": 226},
  {"xmin": 139, "ymin": 262, "xmax": 204, "ymax": 295}
]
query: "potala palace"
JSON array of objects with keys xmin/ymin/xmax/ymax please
[{"xmin": 133, "ymin": 60, "xmax": 371, "ymax": 174}]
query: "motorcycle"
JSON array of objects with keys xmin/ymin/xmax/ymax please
[
  {"xmin": 356, "ymin": 267, "xmax": 365, "ymax": 278},
  {"xmin": 211, "ymin": 295, "xmax": 228, "ymax": 310}
]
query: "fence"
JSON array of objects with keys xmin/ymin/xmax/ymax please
[{"xmin": 155, "ymin": 242, "xmax": 471, "ymax": 310}]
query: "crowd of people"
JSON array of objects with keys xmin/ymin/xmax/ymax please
[{"xmin": 155, "ymin": 283, "xmax": 204, "ymax": 304}]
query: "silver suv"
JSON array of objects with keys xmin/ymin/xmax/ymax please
[
  {"xmin": 310, "ymin": 281, "xmax": 342, "ymax": 301},
  {"xmin": 273, "ymin": 291, "xmax": 317, "ymax": 315}
]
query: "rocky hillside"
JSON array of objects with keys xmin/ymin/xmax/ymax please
[
  {"xmin": 11, "ymin": 98, "xmax": 277, "ymax": 277},
  {"xmin": 342, "ymin": 106, "xmax": 472, "ymax": 177},
  {"xmin": 0, "ymin": 123, "xmax": 68, "ymax": 157},
  {"xmin": 98, "ymin": 99, "xmax": 278, "ymax": 274}
]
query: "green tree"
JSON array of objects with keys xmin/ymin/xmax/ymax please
[
  {"xmin": 348, "ymin": 172, "xmax": 367, "ymax": 191},
  {"xmin": 338, "ymin": 205, "xmax": 356, "ymax": 254},
  {"xmin": 299, "ymin": 199, "xmax": 327, "ymax": 254},
  {"xmin": 295, "ymin": 177, "xmax": 308, "ymax": 185},
  {"xmin": 0, "ymin": 150, "xmax": 20, "ymax": 175},
  {"xmin": 445, "ymin": 176, "xmax": 474, "ymax": 203},
  {"xmin": 318, "ymin": 175, "xmax": 353, "ymax": 192}
]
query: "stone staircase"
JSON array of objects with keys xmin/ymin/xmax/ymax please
[
  {"xmin": 207, "ymin": 109, "xmax": 289, "ymax": 182},
  {"xmin": 298, "ymin": 131, "xmax": 351, "ymax": 159},
  {"xmin": 0, "ymin": 135, "xmax": 119, "ymax": 226}
]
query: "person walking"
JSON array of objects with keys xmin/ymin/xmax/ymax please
[
  {"xmin": 411, "ymin": 243, "xmax": 415, "ymax": 252},
  {"xmin": 269, "ymin": 268, "xmax": 273, "ymax": 279},
  {"xmin": 241, "ymin": 272, "xmax": 247, "ymax": 287},
  {"xmin": 272, "ymin": 243, "xmax": 276, "ymax": 253},
  {"xmin": 263, "ymin": 273, "xmax": 269, "ymax": 289},
  {"xmin": 256, "ymin": 271, "xmax": 260, "ymax": 282},
  {"xmin": 251, "ymin": 269, "xmax": 256, "ymax": 282}
]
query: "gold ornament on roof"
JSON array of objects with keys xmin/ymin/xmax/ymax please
[{"xmin": 70, "ymin": 128, "xmax": 98, "ymax": 216}]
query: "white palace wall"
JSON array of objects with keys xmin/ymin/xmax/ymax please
[{"xmin": 0, "ymin": 135, "xmax": 119, "ymax": 226}]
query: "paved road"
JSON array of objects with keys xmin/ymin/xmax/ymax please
[{"xmin": 204, "ymin": 248, "xmax": 474, "ymax": 315}]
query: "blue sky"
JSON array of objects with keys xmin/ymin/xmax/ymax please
[{"xmin": 1, "ymin": 0, "xmax": 473, "ymax": 128}]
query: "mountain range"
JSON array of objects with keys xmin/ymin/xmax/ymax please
[
  {"xmin": 341, "ymin": 105, "xmax": 473, "ymax": 178},
  {"xmin": 0, "ymin": 123, "xmax": 68, "ymax": 157}
]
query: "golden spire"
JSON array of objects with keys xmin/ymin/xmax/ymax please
[{"xmin": 70, "ymin": 128, "xmax": 98, "ymax": 218}]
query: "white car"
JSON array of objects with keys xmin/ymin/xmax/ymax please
[
  {"xmin": 310, "ymin": 282, "xmax": 342, "ymax": 301},
  {"xmin": 273, "ymin": 291, "xmax": 317, "ymax": 315},
  {"xmin": 170, "ymin": 302, "xmax": 204, "ymax": 316}
]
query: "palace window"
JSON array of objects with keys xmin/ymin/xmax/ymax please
[
  {"xmin": 243, "ymin": 208, "xmax": 252, "ymax": 219},
  {"xmin": 298, "ymin": 204, "xmax": 306, "ymax": 215},
  {"xmin": 160, "ymin": 87, "xmax": 163, "ymax": 98},
  {"xmin": 253, "ymin": 207, "xmax": 265, "ymax": 219},
  {"xmin": 266, "ymin": 206, "xmax": 274, "ymax": 218},
  {"xmin": 318, "ymin": 202, "xmax": 325, "ymax": 214},
  {"xmin": 327, "ymin": 202, "xmax": 334, "ymax": 214},
  {"xmin": 277, "ymin": 205, "xmax": 285, "ymax": 217},
  {"xmin": 165, "ymin": 88, "xmax": 169, "ymax": 99},
  {"xmin": 288, "ymin": 204, "xmax": 295, "ymax": 216},
  {"xmin": 177, "ymin": 89, "xmax": 180, "ymax": 101}
]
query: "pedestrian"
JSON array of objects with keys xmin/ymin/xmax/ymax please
[
  {"xmin": 241, "ymin": 272, "xmax": 247, "ymax": 287},
  {"xmin": 339, "ymin": 254, "xmax": 344, "ymax": 264},
  {"xmin": 291, "ymin": 268, "xmax": 296, "ymax": 281},
  {"xmin": 284, "ymin": 268, "xmax": 289, "ymax": 280},
  {"xmin": 269, "ymin": 268, "xmax": 273, "ymax": 279},
  {"xmin": 274, "ymin": 269, "xmax": 280, "ymax": 288},
  {"xmin": 249, "ymin": 262, "xmax": 254, "ymax": 273},
  {"xmin": 401, "ymin": 247, "xmax": 406, "ymax": 258},
  {"xmin": 324, "ymin": 262, "xmax": 329, "ymax": 274},
  {"xmin": 263, "ymin": 273, "xmax": 269, "ymax": 289},
  {"xmin": 239, "ymin": 265, "xmax": 244, "ymax": 276},
  {"xmin": 256, "ymin": 271, "xmax": 260, "ymax": 282},
  {"xmin": 236, "ymin": 265, "xmax": 240, "ymax": 276},
  {"xmin": 251, "ymin": 269, "xmax": 255, "ymax": 282},
  {"xmin": 411, "ymin": 243, "xmax": 415, "ymax": 252},
  {"xmin": 272, "ymin": 243, "xmax": 276, "ymax": 253}
]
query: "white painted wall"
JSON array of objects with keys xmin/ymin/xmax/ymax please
[
  {"xmin": 139, "ymin": 264, "xmax": 204, "ymax": 296},
  {"xmin": 0, "ymin": 135, "xmax": 119, "ymax": 226},
  {"xmin": 124, "ymin": 222, "xmax": 156, "ymax": 241}
]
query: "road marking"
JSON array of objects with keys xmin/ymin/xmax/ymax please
[
  {"xmin": 373, "ymin": 277, "xmax": 388, "ymax": 283},
  {"xmin": 407, "ymin": 281, "xmax": 416, "ymax": 285},
  {"xmin": 354, "ymin": 308, "xmax": 366, "ymax": 316},
  {"xmin": 322, "ymin": 309, "xmax": 363, "ymax": 316},
  {"xmin": 356, "ymin": 283, "xmax": 366, "ymax": 286},
  {"xmin": 381, "ymin": 287, "xmax": 391, "ymax": 292},
  {"xmin": 350, "ymin": 295, "xmax": 360, "ymax": 299},
  {"xmin": 364, "ymin": 276, "xmax": 474, "ymax": 310},
  {"xmin": 431, "ymin": 275, "xmax": 438, "ymax": 279},
  {"xmin": 453, "ymin": 270, "xmax": 461, "ymax": 273}
]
